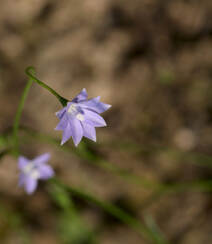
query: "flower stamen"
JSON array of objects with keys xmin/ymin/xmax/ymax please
[{"xmin": 68, "ymin": 104, "xmax": 77, "ymax": 114}]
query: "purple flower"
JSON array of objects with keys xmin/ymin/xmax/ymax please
[
  {"xmin": 18, "ymin": 153, "xmax": 54, "ymax": 194},
  {"xmin": 55, "ymin": 88, "xmax": 111, "ymax": 146}
]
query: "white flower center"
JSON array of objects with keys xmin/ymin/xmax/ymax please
[
  {"xmin": 76, "ymin": 113, "xmax": 84, "ymax": 121},
  {"xmin": 68, "ymin": 104, "xmax": 77, "ymax": 114},
  {"xmin": 23, "ymin": 162, "xmax": 40, "ymax": 179},
  {"xmin": 68, "ymin": 103, "xmax": 84, "ymax": 121}
]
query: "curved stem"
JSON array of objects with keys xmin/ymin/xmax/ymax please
[
  {"xmin": 25, "ymin": 67, "xmax": 68, "ymax": 107},
  {"xmin": 50, "ymin": 178, "xmax": 163, "ymax": 244},
  {"xmin": 19, "ymin": 126, "xmax": 212, "ymax": 194},
  {"xmin": 12, "ymin": 80, "xmax": 33, "ymax": 155}
]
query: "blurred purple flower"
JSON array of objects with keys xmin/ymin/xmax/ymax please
[
  {"xmin": 55, "ymin": 88, "xmax": 111, "ymax": 146},
  {"xmin": 18, "ymin": 153, "xmax": 54, "ymax": 194}
]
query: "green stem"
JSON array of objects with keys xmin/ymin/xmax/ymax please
[
  {"xmin": 12, "ymin": 80, "xmax": 33, "ymax": 155},
  {"xmin": 19, "ymin": 127, "xmax": 212, "ymax": 194},
  {"xmin": 50, "ymin": 178, "xmax": 165, "ymax": 244},
  {"xmin": 25, "ymin": 66, "xmax": 68, "ymax": 107}
]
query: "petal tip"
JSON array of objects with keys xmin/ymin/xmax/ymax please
[
  {"xmin": 105, "ymin": 104, "xmax": 112, "ymax": 110},
  {"xmin": 73, "ymin": 141, "xmax": 80, "ymax": 147}
]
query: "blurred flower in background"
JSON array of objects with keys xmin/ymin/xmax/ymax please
[{"xmin": 18, "ymin": 153, "xmax": 54, "ymax": 194}]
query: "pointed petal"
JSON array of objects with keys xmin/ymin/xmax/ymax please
[
  {"xmin": 69, "ymin": 117, "xmax": 83, "ymax": 146},
  {"xmin": 82, "ymin": 122, "xmax": 96, "ymax": 142},
  {"xmin": 81, "ymin": 97, "xmax": 111, "ymax": 113},
  {"xmin": 39, "ymin": 165, "xmax": 54, "ymax": 179},
  {"xmin": 55, "ymin": 107, "xmax": 66, "ymax": 119},
  {"xmin": 25, "ymin": 177, "xmax": 38, "ymax": 194},
  {"xmin": 83, "ymin": 109, "xmax": 106, "ymax": 127},
  {"xmin": 72, "ymin": 88, "xmax": 88, "ymax": 102},
  {"xmin": 55, "ymin": 113, "xmax": 68, "ymax": 131},
  {"xmin": 18, "ymin": 156, "xmax": 29, "ymax": 170},
  {"xmin": 61, "ymin": 122, "xmax": 72, "ymax": 145},
  {"xmin": 18, "ymin": 173, "xmax": 26, "ymax": 186},
  {"xmin": 33, "ymin": 153, "xmax": 51, "ymax": 166}
]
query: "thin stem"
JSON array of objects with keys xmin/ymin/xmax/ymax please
[
  {"xmin": 50, "ymin": 178, "xmax": 165, "ymax": 244},
  {"xmin": 12, "ymin": 80, "xmax": 33, "ymax": 155},
  {"xmin": 19, "ymin": 126, "xmax": 212, "ymax": 194},
  {"xmin": 25, "ymin": 66, "xmax": 68, "ymax": 107}
]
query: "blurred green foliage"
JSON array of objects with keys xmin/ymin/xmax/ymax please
[{"xmin": 49, "ymin": 181, "xmax": 96, "ymax": 244}]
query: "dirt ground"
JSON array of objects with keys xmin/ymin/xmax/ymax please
[{"xmin": 1, "ymin": 0, "xmax": 212, "ymax": 243}]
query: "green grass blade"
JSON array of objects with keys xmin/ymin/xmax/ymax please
[
  {"xmin": 12, "ymin": 80, "xmax": 33, "ymax": 155},
  {"xmin": 19, "ymin": 127, "xmax": 212, "ymax": 194},
  {"xmin": 144, "ymin": 214, "xmax": 169, "ymax": 244},
  {"xmin": 50, "ymin": 178, "xmax": 167, "ymax": 244}
]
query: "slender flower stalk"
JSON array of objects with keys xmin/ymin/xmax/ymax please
[{"xmin": 25, "ymin": 67, "xmax": 68, "ymax": 107}]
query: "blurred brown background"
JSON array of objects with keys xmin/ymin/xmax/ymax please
[{"xmin": 1, "ymin": 0, "xmax": 212, "ymax": 243}]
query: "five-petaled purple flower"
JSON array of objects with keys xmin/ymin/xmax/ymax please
[
  {"xmin": 55, "ymin": 88, "xmax": 111, "ymax": 146},
  {"xmin": 18, "ymin": 153, "xmax": 54, "ymax": 194}
]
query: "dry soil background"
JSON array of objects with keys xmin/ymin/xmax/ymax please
[{"xmin": 1, "ymin": 0, "xmax": 212, "ymax": 244}]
